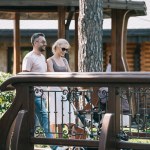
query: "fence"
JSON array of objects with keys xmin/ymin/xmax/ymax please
[{"xmin": 0, "ymin": 72, "xmax": 150, "ymax": 150}]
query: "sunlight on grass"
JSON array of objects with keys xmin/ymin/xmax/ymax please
[
  {"xmin": 123, "ymin": 127, "xmax": 150, "ymax": 143},
  {"xmin": 129, "ymin": 139, "xmax": 150, "ymax": 143}
]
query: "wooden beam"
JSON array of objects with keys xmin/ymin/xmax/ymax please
[
  {"xmin": 65, "ymin": 7, "xmax": 75, "ymax": 40},
  {"xmin": 0, "ymin": 0, "xmax": 146, "ymax": 19},
  {"xmin": 0, "ymin": 0, "xmax": 79, "ymax": 7},
  {"xmin": 13, "ymin": 12, "xmax": 20, "ymax": 74},
  {"xmin": 58, "ymin": 6, "xmax": 66, "ymax": 38}
]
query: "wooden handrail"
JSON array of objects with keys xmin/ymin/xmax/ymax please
[
  {"xmin": 31, "ymin": 138, "xmax": 99, "ymax": 148},
  {"xmin": 1, "ymin": 72, "xmax": 150, "ymax": 90},
  {"xmin": 117, "ymin": 141, "xmax": 150, "ymax": 150}
]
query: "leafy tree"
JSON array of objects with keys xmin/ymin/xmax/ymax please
[{"xmin": 0, "ymin": 72, "xmax": 15, "ymax": 118}]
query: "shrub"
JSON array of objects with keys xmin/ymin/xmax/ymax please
[{"xmin": 0, "ymin": 72, "xmax": 15, "ymax": 118}]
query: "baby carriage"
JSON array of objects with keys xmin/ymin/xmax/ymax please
[
  {"xmin": 66, "ymin": 88, "xmax": 105, "ymax": 137},
  {"xmin": 66, "ymin": 88, "xmax": 102, "ymax": 150}
]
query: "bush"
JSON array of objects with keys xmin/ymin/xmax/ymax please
[{"xmin": 0, "ymin": 72, "xmax": 15, "ymax": 118}]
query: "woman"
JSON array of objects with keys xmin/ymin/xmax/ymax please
[{"xmin": 47, "ymin": 38, "xmax": 75, "ymax": 138}]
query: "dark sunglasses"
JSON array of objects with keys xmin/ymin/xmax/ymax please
[{"xmin": 61, "ymin": 48, "xmax": 68, "ymax": 52}]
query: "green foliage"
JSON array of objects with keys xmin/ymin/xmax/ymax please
[{"xmin": 0, "ymin": 72, "xmax": 15, "ymax": 118}]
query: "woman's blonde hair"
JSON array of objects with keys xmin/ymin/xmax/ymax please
[{"xmin": 52, "ymin": 38, "xmax": 71, "ymax": 54}]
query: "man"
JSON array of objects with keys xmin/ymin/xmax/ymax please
[{"xmin": 22, "ymin": 33, "xmax": 67, "ymax": 150}]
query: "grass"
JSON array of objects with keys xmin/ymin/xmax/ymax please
[
  {"xmin": 123, "ymin": 127, "xmax": 150, "ymax": 143},
  {"xmin": 129, "ymin": 139, "xmax": 150, "ymax": 143}
]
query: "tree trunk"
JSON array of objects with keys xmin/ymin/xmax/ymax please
[{"xmin": 78, "ymin": 0, "xmax": 103, "ymax": 72}]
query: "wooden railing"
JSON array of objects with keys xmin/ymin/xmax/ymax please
[{"xmin": 0, "ymin": 72, "xmax": 150, "ymax": 150}]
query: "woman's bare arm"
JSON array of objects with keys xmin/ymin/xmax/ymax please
[{"xmin": 47, "ymin": 58, "xmax": 54, "ymax": 72}]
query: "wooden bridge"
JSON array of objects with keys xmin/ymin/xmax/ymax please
[{"xmin": 0, "ymin": 72, "xmax": 150, "ymax": 150}]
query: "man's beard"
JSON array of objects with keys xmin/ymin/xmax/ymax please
[{"xmin": 39, "ymin": 46, "xmax": 45, "ymax": 52}]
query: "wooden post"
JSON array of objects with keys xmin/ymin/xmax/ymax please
[
  {"xmin": 111, "ymin": 9, "xmax": 133, "ymax": 72},
  {"xmin": 75, "ymin": 12, "xmax": 79, "ymax": 72},
  {"xmin": 13, "ymin": 12, "xmax": 20, "ymax": 74},
  {"xmin": 58, "ymin": 6, "xmax": 66, "ymax": 38}
]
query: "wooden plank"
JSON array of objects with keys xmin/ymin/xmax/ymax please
[
  {"xmin": 141, "ymin": 63, "xmax": 150, "ymax": 66},
  {"xmin": 127, "ymin": 54, "xmax": 134, "ymax": 57},
  {"xmin": 31, "ymin": 137, "xmax": 99, "ymax": 147},
  {"xmin": 126, "ymin": 43, "xmax": 135, "ymax": 71},
  {"xmin": 127, "ymin": 60, "xmax": 134, "ymax": 63},
  {"xmin": 0, "ymin": 0, "xmax": 79, "ymax": 6},
  {"xmin": 0, "ymin": 0, "xmax": 146, "ymax": 11}
]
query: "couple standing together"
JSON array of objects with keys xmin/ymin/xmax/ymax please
[{"xmin": 22, "ymin": 33, "xmax": 75, "ymax": 150}]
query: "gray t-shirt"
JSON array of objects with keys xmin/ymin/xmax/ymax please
[
  {"xmin": 22, "ymin": 51, "xmax": 47, "ymax": 72},
  {"xmin": 22, "ymin": 51, "xmax": 47, "ymax": 98}
]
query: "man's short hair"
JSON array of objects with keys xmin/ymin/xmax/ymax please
[{"xmin": 31, "ymin": 33, "xmax": 45, "ymax": 45}]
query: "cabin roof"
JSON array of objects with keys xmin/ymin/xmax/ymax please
[{"xmin": 0, "ymin": 0, "xmax": 146, "ymax": 20}]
